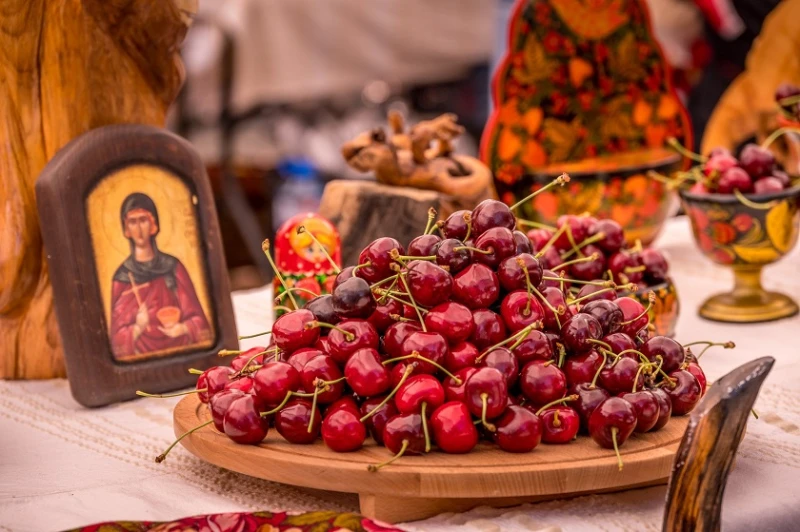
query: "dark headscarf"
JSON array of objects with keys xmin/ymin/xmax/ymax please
[{"xmin": 113, "ymin": 193, "xmax": 178, "ymax": 290}]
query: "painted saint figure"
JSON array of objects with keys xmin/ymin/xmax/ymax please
[{"xmin": 110, "ymin": 193, "xmax": 211, "ymax": 359}]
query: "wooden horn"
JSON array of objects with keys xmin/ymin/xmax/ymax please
[{"xmin": 662, "ymin": 356, "xmax": 775, "ymax": 532}]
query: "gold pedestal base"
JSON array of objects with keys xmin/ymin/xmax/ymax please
[{"xmin": 699, "ymin": 291, "xmax": 799, "ymax": 323}]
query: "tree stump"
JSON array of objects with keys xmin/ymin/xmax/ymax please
[{"xmin": 0, "ymin": 0, "xmax": 196, "ymax": 379}]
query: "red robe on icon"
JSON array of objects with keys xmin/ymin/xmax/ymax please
[{"xmin": 110, "ymin": 259, "xmax": 211, "ymax": 359}]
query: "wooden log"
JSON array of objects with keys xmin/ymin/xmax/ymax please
[
  {"xmin": 318, "ymin": 180, "xmax": 487, "ymax": 267},
  {"xmin": 0, "ymin": 0, "xmax": 195, "ymax": 379}
]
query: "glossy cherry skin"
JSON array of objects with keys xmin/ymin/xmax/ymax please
[
  {"xmin": 685, "ymin": 362, "xmax": 707, "ymax": 394},
  {"xmin": 357, "ymin": 237, "xmax": 403, "ymax": 283},
  {"xmin": 602, "ymin": 333, "xmax": 636, "ymax": 356},
  {"xmin": 395, "ymin": 374, "xmax": 446, "ymax": 414},
  {"xmin": 572, "ymin": 383, "xmax": 611, "ymax": 431},
  {"xmin": 512, "ymin": 329, "xmax": 554, "ymax": 364},
  {"xmin": 581, "ymin": 300, "xmax": 623, "ymax": 336},
  {"xmin": 591, "ymin": 219, "xmax": 625, "ymax": 253},
  {"xmin": 287, "ymin": 348, "xmax": 324, "ymax": 374},
  {"xmin": 452, "ymin": 264, "xmax": 500, "ymax": 309},
  {"xmin": 332, "ymin": 277, "xmax": 376, "ymax": 319},
  {"xmin": 474, "ymin": 227, "xmax": 517, "ymax": 268},
  {"xmin": 405, "ymin": 260, "xmax": 453, "ymax": 307},
  {"xmin": 718, "ymin": 167, "xmax": 754, "ymax": 193},
  {"xmin": 541, "ymin": 287, "xmax": 574, "ymax": 331},
  {"xmin": 223, "ymin": 394, "xmax": 269, "ymax": 444},
  {"xmin": 408, "ymin": 234, "xmax": 442, "ymax": 257},
  {"xmin": 703, "ymin": 152, "xmax": 738, "ymax": 177},
  {"xmin": 513, "ymin": 230, "xmax": 534, "ymax": 254},
  {"xmin": 481, "ymin": 347, "xmax": 519, "ymax": 388},
  {"xmin": 197, "ymin": 366, "xmax": 235, "ymax": 403},
  {"xmin": 539, "ymin": 247, "xmax": 564, "ymax": 270},
  {"xmin": 360, "ymin": 396, "xmax": 398, "ymax": 445},
  {"xmin": 619, "ymin": 391, "xmax": 659, "ymax": 433},
  {"xmin": 494, "ymin": 405, "xmax": 543, "ymax": 452},
  {"xmin": 471, "ymin": 199, "xmax": 515, "ymax": 236},
  {"xmin": 539, "ymin": 406, "xmax": 580, "ymax": 444},
  {"xmin": 444, "ymin": 367, "xmax": 477, "ymax": 402},
  {"xmin": 304, "ymin": 294, "xmax": 339, "ymax": 325},
  {"xmin": 561, "ymin": 314, "xmax": 603, "ymax": 353},
  {"xmin": 538, "ymin": 269, "xmax": 562, "ymax": 290},
  {"xmin": 520, "ymin": 361, "xmax": 567, "ymax": 406},
  {"xmin": 344, "ymin": 348, "xmax": 390, "ymax": 397},
  {"xmin": 739, "ymin": 143, "xmax": 776, "ymax": 178},
  {"xmin": 754, "ymin": 176, "xmax": 784, "ymax": 194},
  {"xmin": 442, "ymin": 210, "xmax": 471, "ymax": 240},
  {"xmin": 444, "ymin": 341, "xmax": 479, "ymax": 373},
  {"xmin": 599, "ymin": 357, "xmax": 644, "ymax": 395},
  {"xmin": 252, "ymin": 362, "xmax": 301, "ymax": 406},
  {"xmin": 401, "ymin": 331, "xmax": 449, "ymax": 374},
  {"xmin": 641, "ymin": 336, "xmax": 685, "ymax": 374},
  {"xmin": 209, "ymin": 389, "xmax": 246, "ymax": 432},
  {"xmin": 367, "ymin": 297, "xmax": 402, "ymax": 333},
  {"xmin": 435, "ymin": 238, "xmax": 472, "ymax": 274},
  {"xmin": 431, "ymin": 401, "xmax": 479, "ymax": 454},
  {"xmin": 231, "ymin": 347, "xmax": 266, "ymax": 372},
  {"xmin": 563, "ymin": 350, "xmax": 604, "ymax": 388},
  {"xmin": 332, "ymin": 266, "xmax": 356, "ymax": 290},
  {"xmin": 497, "ymin": 253, "xmax": 543, "ymax": 291},
  {"xmin": 275, "ymin": 398, "xmax": 321, "ymax": 444},
  {"xmin": 321, "ymin": 408, "xmax": 366, "ymax": 452},
  {"xmin": 382, "ymin": 322, "xmax": 421, "ymax": 358},
  {"xmin": 608, "ymin": 253, "xmax": 641, "ymax": 285},
  {"xmin": 649, "ymin": 387, "xmax": 673, "ymax": 431},
  {"xmin": 588, "ymin": 397, "xmax": 637, "ymax": 449},
  {"xmin": 272, "ymin": 310, "xmax": 320, "ymax": 353},
  {"xmin": 224, "ymin": 376, "xmax": 255, "ymax": 394},
  {"xmin": 664, "ymin": 369, "xmax": 702, "ymax": 415},
  {"xmin": 554, "ymin": 215, "xmax": 588, "ymax": 251},
  {"xmin": 464, "ymin": 367, "xmax": 508, "ymax": 420},
  {"xmin": 301, "ymin": 354, "xmax": 344, "ymax": 404},
  {"xmin": 575, "ymin": 283, "xmax": 616, "ymax": 304},
  {"xmin": 325, "ymin": 395, "xmax": 360, "ymax": 416},
  {"xmin": 424, "ymin": 302, "xmax": 474, "ymax": 345},
  {"xmin": 616, "ymin": 297, "xmax": 649, "ymax": 337},
  {"xmin": 640, "ymin": 248, "xmax": 669, "ymax": 282},
  {"xmin": 500, "ymin": 291, "xmax": 545, "ymax": 332},
  {"xmin": 570, "ymin": 245, "xmax": 607, "ymax": 281},
  {"xmin": 527, "ymin": 228, "xmax": 552, "ymax": 252},
  {"xmin": 469, "ymin": 309, "xmax": 507, "ymax": 350},
  {"xmin": 327, "ymin": 319, "xmax": 379, "ymax": 365},
  {"xmin": 382, "ymin": 413, "xmax": 426, "ymax": 456}
]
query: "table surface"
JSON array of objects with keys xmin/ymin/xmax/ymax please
[{"xmin": 2, "ymin": 217, "xmax": 800, "ymax": 532}]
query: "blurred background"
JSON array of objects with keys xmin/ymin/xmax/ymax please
[{"xmin": 167, "ymin": 0, "xmax": 782, "ymax": 290}]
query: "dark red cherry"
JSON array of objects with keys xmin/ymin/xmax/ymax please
[
  {"xmin": 569, "ymin": 245, "xmax": 607, "ymax": 281},
  {"xmin": 424, "ymin": 301, "xmax": 474, "ymax": 345},
  {"xmin": 408, "ymin": 234, "xmax": 442, "ymax": 257},
  {"xmin": 444, "ymin": 367, "xmax": 478, "ymax": 402},
  {"xmin": 464, "ymin": 367, "xmax": 508, "ymax": 420},
  {"xmin": 520, "ymin": 361, "xmax": 567, "ymax": 406},
  {"xmin": 603, "ymin": 332, "xmax": 636, "ymax": 355},
  {"xmin": 442, "ymin": 210, "xmax": 471, "ymax": 240},
  {"xmin": 771, "ymin": 169, "xmax": 791, "ymax": 187},
  {"xmin": 431, "ymin": 401, "xmax": 479, "ymax": 454},
  {"xmin": 685, "ymin": 361, "xmax": 707, "ymax": 394},
  {"xmin": 434, "ymin": 238, "xmax": 472, "ymax": 273},
  {"xmin": 275, "ymin": 398, "xmax": 321, "ymax": 444},
  {"xmin": 564, "ymin": 349, "xmax": 605, "ymax": 388},
  {"xmin": 575, "ymin": 283, "xmax": 617, "ymax": 304},
  {"xmin": 332, "ymin": 277, "xmax": 377, "ymax": 319},
  {"xmin": 230, "ymin": 347, "xmax": 266, "ymax": 372},
  {"xmin": 382, "ymin": 413, "xmax": 426, "ymax": 456},
  {"xmin": 481, "ymin": 347, "xmax": 519, "ymax": 388},
  {"xmin": 224, "ymin": 377, "xmax": 254, "ymax": 398},
  {"xmin": 313, "ymin": 336, "xmax": 331, "ymax": 354},
  {"xmin": 405, "ymin": 261, "xmax": 454, "ymax": 308},
  {"xmin": 581, "ymin": 300, "xmax": 623, "ymax": 336},
  {"xmin": 452, "ymin": 264, "xmax": 500, "ymax": 309},
  {"xmin": 401, "ymin": 331, "xmax": 449, "ymax": 374},
  {"xmin": 321, "ymin": 408, "xmax": 366, "ymax": 452},
  {"xmin": 718, "ymin": 166, "xmax": 753, "ymax": 194},
  {"xmin": 664, "ymin": 369, "xmax": 702, "ymax": 415},
  {"xmin": 641, "ymin": 336, "xmax": 684, "ymax": 374},
  {"xmin": 395, "ymin": 374, "xmax": 445, "ymax": 414},
  {"xmin": 469, "ymin": 309, "xmax": 507, "ymax": 350},
  {"xmin": 703, "ymin": 152, "xmax": 738, "ymax": 177},
  {"xmin": 513, "ymin": 230, "xmax": 534, "ymax": 255},
  {"xmin": 512, "ymin": 329, "xmax": 554, "ymax": 364},
  {"xmin": 332, "ymin": 266, "xmax": 356, "ymax": 291},
  {"xmin": 357, "ymin": 237, "xmax": 403, "ymax": 283},
  {"xmin": 360, "ymin": 396, "xmax": 398, "ymax": 445},
  {"xmin": 616, "ymin": 297, "xmax": 649, "ymax": 337},
  {"xmin": 367, "ymin": 297, "xmax": 402, "ymax": 333},
  {"xmin": 541, "ymin": 286, "xmax": 573, "ymax": 331},
  {"xmin": 500, "ymin": 290, "xmax": 545, "ymax": 332},
  {"xmin": 561, "ymin": 314, "xmax": 603, "ymax": 353},
  {"xmin": 497, "ymin": 253, "xmax": 544, "ymax": 291},
  {"xmin": 344, "ymin": 348, "xmax": 390, "ymax": 397},
  {"xmin": 494, "ymin": 405, "xmax": 543, "ymax": 452},
  {"xmin": 539, "ymin": 247, "xmax": 564, "ymax": 270},
  {"xmin": 572, "ymin": 383, "xmax": 611, "ymax": 430},
  {"xmin": 325, "ymin": 395, "xmax": 360, "ymax": 416},
  {"xmin": 588, "ymin": 397, "xmax": 637, "ymax": 449},
  {"xmin": 474, "ymin": 227, "xmax": 516, "ymax": 268},
  {"xmin": 209, "ymin": 389, "xmax": 246, "ymax": 432},
  {"xmin": 252, "ymin": 362, "xmax": 300, "ymax": 406},
  {"xmin": 197, "ymin": 366, "xmax": 236, "ymax": 404},
  {"xmin": 444, "ymin": 341, "xmax": 479, "ymax": 373},
  {"xmin": 554, "ymin": 215, "xmax": 588, "ymax": 251},
  {"xmin": 327, "ymin": 319, "xmax": 379, "ymax": 365},
  {"xmin": 223, "ymin": 394, "xmax": 268, "ymax": 444},
  {"xmin": 272, "ymin": 310, "xmax": 320, "ymax": 353},
  {"xmin": 739, "ymin": 143, "xmax": 775, "ymax": 178},
  {"xmin": 640, "ymin": 248, "xmax": 669, "ymax": 282},
  {"xmin": 301, "ymin": 354, "xmax": 344, "ymax": 404},
  {"xmin": 608, "ymin": 252, "xmax": 641, "ymax": 285},
  {"xmin": 538, "ymin": 269, "xmax": 562, "ymax": 290},
  {"xmin": 599, "ymin": 357, "xmax": 644, "ymax": 395},
  {"xmin": 754, "ymin": 176, "xmax": 784, "ymax": 194},
  {"xmin": 591, "ymin": 219, "xmax": 625, "ymax": 253},
  {"xmin": 471, "ymin": 199, "xmax": 515, "ymax": 236},
  {"xmin": 649, "ymin": 387, "xmax": 672, "ymax": 431},
  {"xmin": 539, "ymin": 406, "xmax": 580, "ymax": 443},
  {"xmin": 304, "ymin": 295, "xmax": 339, "ymax": 325},
  {"xmin": 619, "ymin": 391, "xmax": 659, "ymax": 433},
  {"xmin": 287, "ymin": 347, "xmax": 324, "ymax": 374},
  {"xmin": 527, "ymin": 228, "xmax": 553, "ymax": 252},
  {"xmin": 382, "ymin": 321, "xmax": 421, "ymax": 358}
]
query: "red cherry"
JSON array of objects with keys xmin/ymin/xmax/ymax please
[
  {"xmin": 224, "ymin": 376, "xmax": 254, "ymax": 394},
  {"xmin": 464, "ymin": 367, "xmax": 508, "ymax": 421},
  {"xmin": 554, "ymin": 215, "xmax": 588, "ymax": 250},
  {"xmin": 569, "ymin": 245, "xmax": 606, "ymax": 281},
  {"xmin": 616, "ymin": 297, "xmax": 649, "ymax": 337},
  {"xmin": 209, "ymin": 389, "xmax": 246, "ymax": 432},
  {"xmin": 304, "ymin": 294, "xmax": 339, "ymax": 325},
  {"xmin": 541, "ymin": 286, "xmax": 573, "ymax": 331},
  {"xmin": 444, "ymin": 367, "xmax": 477, "ymax": 402},
  {"xmin": 608, "ymin": 252, "xmax": 642, "ymax": 285},
  {"xmin": 223, "ymin": 394, "xmax": 269, "ymax": 444},
  {"xmin": 444, "ymin": 341, "xmax": 479, "ymax": 373},
  {"xmin": 358, "ymin": 237, "xmax": 404, "ymax": 283},
  {"xmin": 640, "ymin": 248, "xmax": 669, "ymax": 282},
  {"xmin": 344, "ymin": 348, "xmax": 390, "ymax": 397},
  {"xmin": 301, "ymin": 354, "xmax": 344, "ymax": 404},
  {"xmin": 497, "ymin": 253, "xmax": 544, "ymax": 291},
  {"xmin": 664, "ymin": 369, "xmax": 702, "ymax": 415},
  {"xmin": 435, "ymin": 239, "xmax": 473, "ymax": 274},
  {"xmin": 332, "ymin": 266, "xmax": 356, "ymax": 291},
  {"xmin": 538, "ymin": 269, "xmax": 562, "ymax": 290},
  {"xmin": 424, "ymin": 302, "xmax": 474, "ymax": 345},
  {"xmin": 572, "ymin": 383, "xmax": 611, "ymax": 430},
  {"xmin": 382, "ymin": 321, "xmax": 421, "ymax": 358},
  {"xmin": 452, "ymin": 263, "xmax": 500, "ymax": 309},
  {"xmin": 332, "ymin": 277, "xmax": 377, "ymax": 319},
  {"xmin": 641, "ymin": 336, "xmax": 684, "ymax": 374},
  {"xmin": 471, "ymin": 199, "xmax": 515, "ymax": 236},
  {"xmin": 481, "ymin": 347, "xmax": 519, "ymax": 388},
  {"xmin": 382, "ymin": 413, "xmax": 426, "ymax": 457},
  {"xmin": 405, "ymin": 260, "xmax": 453, "ymax": 307},
  {"xmin": 739, "ymin": 143, "xmax": 775, "ymax": 178},
  {"xmin": 564, "ymin": 349, "xmax": 605, "ymax": 388},
  {"xmin": 431, "ymin": 401, "xmax": 479, "ymax": 454},
  {"xmin": 527, "ymin": 228, "xmax": 553, "ymax": 252},
  {"xmin": 442, "ymin": 210, "xmax": 471, "ymax": 240},
  {"xmin": 513, "ymin": 230, "xmax": 534, "ymax": 255},
  {"xmin": 325, "ymin": 396, "xmax": 360, "ymax": 416},
  {"xmin": 494, "ymin": 405, "xmax": 543, "ymax": 452},
  {"xmin": 772, "ymin": 169, "xmax": 791, "ymax": 187},
  {"xmin": 539, "ymin": 247, "xmax": 564, "ymax": 270},
  {"xmin": 327, "ymin": 319, "xmax": 379, "ymax": 365},
  {"xmin": 360, "ymin": 396, "xmax": 398, "ymax": 445},
  {"xmin": 401, "ymin": 331, "xmax": 449, "ymax": 374},
  {"xmin": 539, "ymin": 405, "xmax": 580, "ymax": 443},
  {"xmin": 512, "ymin": 329, "xmax": 554, "ymax": 364},
  {"xmin": 649, "ymin": 387, "xmax": 672, "ymax": 431},
  {"xmin": 469, "ymin": 309, "xmax": 507, "ymax": 350},
  {"xmin": 474, "ymin": 227, "xmax": 517, "ymax": 268},
  {"xmin": 588, "ymin": 397, "xmax": 637, "ymax": 449},
  {"xmin": 272, "ymin": 309, "xmax": 320, "ymax": 353},
  {"xmin": 367, "ymin": 297, "xmax": 402, "ymax": 333},
  {"xmin": 230, "ymin": 347, "xmax": 266, "ymax": 372},
  {"xmin": 500, "ymin": 290, "xmax": 545, "ymax": 332},
  {"xmin": 395, "ymin": 374, "xmax": 445, "ymax": 414},
  {"xmin": 754, "ymin": 176, "xmax": 784, "ymax": 194},
  {"xmin": 619, "ymin": 390, "xmax": 659, "ymax": 433},
  {"xmin": 561, "ymin": 314, "xmax": 603, "ymax": 353},
  {"xmin": 603, "ymin": 333, "xmax": 636, "ymax": 355},
  {"xmin": 287, "ymin": 347, "xmax": 324, "ymax": 374},
  {"xmin": 718, "ymin": 167, "xmax": 753, "ymax": 194},
  {"xmin": 599, "ymin": 357, "xmax": 644, "ymax": 395},
  {"xmin": 197, "ymin": 366, "xmax": 235, "ymax": 403},
  {"xmin": 685, "ymin": 361, "xmax": 707, "ymax": 394},
  {"xmin": 252, "ymin": 361, "xmax": 300, "ymax": 405},
  {"xmin": 275, "ymin": 398, "xmax": 321, "ymax": 444},
  {"xmin": 703, "ymin": 153, "xmax": 738, "ymax": 178},
  {"xmin": 321, "ymin": 408, "xmax": 366, "ymax": 452},
  {"xmin": 520, "ymin": 361, "xmax": 567, "ymax": 406},
  {"xmin": 581, "ymin": 300, "xmax": 623, "ymax": 336},
  {"xmin": 575, "ymin": 283, "xmax": 617, "ymax": 304},
  {"xmin": 408, "ymin": 234, "xmax": 442, "ymax": 257},
  {"xmin": 689, "ymin": 182, "xmax": 709, "ymax": 194},
  {"xmin": 313, "ymin": 336, "xmax": 331, "ymax": 353},
  {"xmin": 591, "ymin": 219, "xmax": 625, "ymax": 253}
]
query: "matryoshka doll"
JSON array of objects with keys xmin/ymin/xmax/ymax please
[{"xmin": 273, "ymin": 213, "xmax": 341, "ymax": 318}]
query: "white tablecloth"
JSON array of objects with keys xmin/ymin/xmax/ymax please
[{"xmin": 2, "ymin": 217, "xmax": 800, "ymax": 532}]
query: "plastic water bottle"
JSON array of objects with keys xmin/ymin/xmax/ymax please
[{"xmin": 273, "ymin": 158, "xmax": 324, "ymax": 232}]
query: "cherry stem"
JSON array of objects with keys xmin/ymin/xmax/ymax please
[
  {"xmin": 423, "ymin": 207, "xmax": 437, "ymax": 235},
  {"xmin": 275, "ymin": 287, "xmax": 321, "ymax": 302},
  {"xmin": 156, "ymin": 419, "xmax": 213, "ymax": 463},
  {"xmin": 632, "ymin": 362, "xmax": 649, "ymax": 393},
  {"xmin": 542, "ymin": 276, "xmax": 610, "ymax": 287},
  {"xmin": 515, "ymin": 218, "xmax": 556, "ymax": 231},
  {"xmin": 137, "ymin": 388, "xmax": 204, "ymax": 399},
  {"xmin": 261, "ymin": 391, "xmax": 294, "ymax": 416},
  {"xmin": 616, "ymin": 348, "xmax": 650, "ymax": 365},
  {"xmin": 611, "ymin": 427, "xmax": 623, "ymax": 471},
  {"xmin": 368, "ymin": 439, "xmax": 409, "ymax": 472},
  {"xmin": 535, "ymin": 224, "xmax": 567, "ymax": 257},
  {"xmin": 535, "ymin": 394, "xmax": 578, "ymax": 416},
  {"xmin": 238, "ymin": 330, "xmax": 272, "ymax": 340},
  {"xmin": 188, "ymin": 368, "xmax": 204, "ymax": 375},
  {"xmin": 454, "ymin": 245, "xmax": 493, "ymax": 255},
  {"xmin": 529, "ymin": 285, "xmax": 565, "ymax": 328},
  {"xmin": 552, "ymin": 410, "xmax": 561, "ymax": 428},
  {"xmin": 569, "ymin": 285, "xmax": 618, "ymax": 306},
  {"xmin": 510, "ymin": 173, "xmax": 570, "ymax": 212},
  {"xmin": 399, "ymin": 273, "xmax": 428, "ymax": 332},
  {"xmin": 553, "ymin": 253, "xmax": 601, "ymax": 271},
  {"xmin": 563, "ymin": 224, "xmax": 582, "ymax": 258},
  {"xmin": 667, "ymin": 136, "xmax": 707, "ymax": 163},
  {"xmin": 695, "ymin": 341, "xmax": 736, "ymax": 358},
  {"xmin": 376, "ymin": 276, "xmax": 399, "ymax": 303},
  {"xmin": 734, "ymin": 189, "xmax": 779, "ymax": 210},
  {"xmin": 480, "ymin": 393, "xmax": 496, "ymax": 432},
  {"xmin": 587, "ymin": 338, "xmax": 613, "ymax": 352},
  {"xmin": 516, "ymin": 257, "xmax": 533, "ymax": 315},
  {"xmin": 306, "ymin": 321, "xmax": 355, "ymax": 341},
  {"xmin": 620, "ymin": 293, "xmax": 655, "ymax": 325},
  {"xmin": 307, "ymin": 385, "xmax": 320, "ymax": 433},
  {"xmin": 557, "ymin": 349, "xmax": 566, "ymax": 368},
  {"xmin": 751, "ymin": 409, "xmax": 759, "ymax": 420},
  {"xmin": 462, "ymin": 212, "xmax": 473, "ymax": 242},
  {"xmin": 382, "ymin": 352, "xmax": 461, "ymax": 383},
  {"xmin": 477, "ymin": 324, "xmax": 537, "ymax": 362},
  {"xmin": 778, "ymin": 94, "xmax": 800, "ymax": 107},
  {"xmin": 232, "ymin": 350, "xmax": 274, "ymax": 377},
  {"xmin": 421, "ymin": 402, "xmax": 431, "ymax": 452},
  {"xmin": 590, "ymin": 351, "xmax": 608, "ymax": 388},
  {"xmin": 374, "ymin": 289, "xmax": 429, "ymax": 314},
  {"xmin": 361, "ymin": 366, "xmax": 415, "ymax": 422},
  {"xmin": 274, "ymin": 305, "xmax": 294, "ymax": 314},
  {"xmin": 296, "ymin": 226, "xmax": 341, "ymax": 274},
  {"xmin": 370, "ymin": 272, "xmax": 400, "ymax": 288},
  {"xmin": 761, "ymin": 126, "xmax": 800, "ymax": 149},
  {"xmin": 507, "ymin": 323, "xmax": 543, "ymax": 352},
  {"xmin": 262, "ymin": 239, "xmax": 297, "ymax": 308},
  {"xmin": 394, "ymin": 253, "xmax": 436, "ymax": 262},
  {"xmin": 646, "ymin": 170, "xmax": 685, "ymax": 191}
]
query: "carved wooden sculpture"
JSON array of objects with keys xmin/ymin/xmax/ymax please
[
  {"xmin": 663, "ymin": 356, "xmax": 774, "ymax": 531},
  {"xmin": 0, "ymin": 0, "xmax": 195, "ymax": 379}
]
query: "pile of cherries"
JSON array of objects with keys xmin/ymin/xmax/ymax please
[
  {"xmin": 146, "ymin": 180, "xmax": 729, "ymax": 471},
  {"xmin": 776, "ymin": 82, "xmax": 800, "ymax": 123}
]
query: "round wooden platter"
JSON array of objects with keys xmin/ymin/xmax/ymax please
[{"xmin": 175, "ymin": 394, "xmax": 687, "ymax": 523}]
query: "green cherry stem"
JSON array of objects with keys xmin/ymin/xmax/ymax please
[
  {"xmin": 296, "ymin": 226, "xmax": 341, "ymax": 274},
  {"xmin": 374, "ymin": 289, "xmax": 429, "ymax": 314},
  {"xmin": 188, "ymin": 368, "xmax": 204, "ymax": 375},
  {"xmin": 476, "ymin": 324, "xmax": 536, "ymax": 362},
  {"xmin": 155, "ymin": 419, "xmax": 213, "ymax": 463},
  {"xmin": 510, "ymin": 173, "xmax": 571, "ymax": 212},
  {"xmin": 590, "ymin": 351, "xmax": 609, "ymax": 388},
  {"xmin": 399, "ymin": 273, "xmax": 428, "ymax": 332},
  {"xmin": 137, "ymin": 388, "xmax": 205, "ymax": 399},
  {"xmin": 568, "ymin": 285, "xmax": 618, "ymax": 306},
  {"xmin": 667, "ymin": 137, "xmax": 707, "ymax": 163},
  {"xmin": 761, "ymin": 126, "xmax": 800, "ymax": 149},
  {"xmin": 611, "ymin": 427, "xmax": 623, "ymax": 471},
  {"xmin": 275, "ymin": 287, "xmax": 321, "ymax": 303},
  {"xmin": 361, "ymin": 366, "xmax": 414, "ymax": 422},
  {"xmin": 262, "ymin": 239, "xmax": 297, "ymax": 308},
  {"xmin": 454, "ymin": 246, "xmax": 493, "ymax": 255},
  {"xmin": 535, "ymin": 223, "xmax": 568, "ymax": 258},
  {"xmin": 480, "ymin": 393, "xmax": 497, "ymax": 432},
  {"xmin": 421, "ymin": 402, "xmax": 431, "ymax": 452},
  {"xmin": 238, "ymin": 330, "xmax": 273, "ymax": 340},
  {"xmin": 307, "ymin": 385, "xmax": 320, "ymax": 433},
  {"xmin": 586, "ymin": 338, "xmax": 613, "ymax": 352},
  {"xmin": 305, "ymin": 321, "xmax": 355, "ymax": 341},
  {"xmin": 381, "ymin": 352, "xmax": 461, "ymax": 383},
  {"xmin": 515, "ymin": 218, "xmax": 557, "ymax": 231},
  {"xmin": 368, "ymin": 439, "xmax": 409, "ymax": 472},
  {"xmin": 462, "ymin": 212, "xmax": 473, "ymax": 242},
  {"xmin": 423, "ymin": 207, "xmax": 437, "ymax": 236},
  {"xmin": 535, "ymin": 394, "xmax": 578, "ymax": 416}
]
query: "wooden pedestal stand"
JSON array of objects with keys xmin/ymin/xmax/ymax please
[{"xmin": 0, "ymin": 0, "xmax": 195, "ymax": 379}]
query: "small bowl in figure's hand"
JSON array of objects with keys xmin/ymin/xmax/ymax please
[{"xmin": 157, "ymin": 306, "xmax": 181, "ymax": 328}]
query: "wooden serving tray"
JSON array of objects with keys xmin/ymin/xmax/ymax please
[{"xmin": 174, "ymin": 394, "xmax": 687, "ymax": 523}]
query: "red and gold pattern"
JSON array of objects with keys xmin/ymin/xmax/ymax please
[{"xmin": 629, "ymin": 279, "xmax": 679, "ymax": 338}]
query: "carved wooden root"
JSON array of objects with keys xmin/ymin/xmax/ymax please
[
  {"xmin": 0, "ymin": 0, "xmax": 194, "ymax": 379},
  {"xmin": 663, "ymin": 356, "xmax": 774, "ymax": 532}
]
